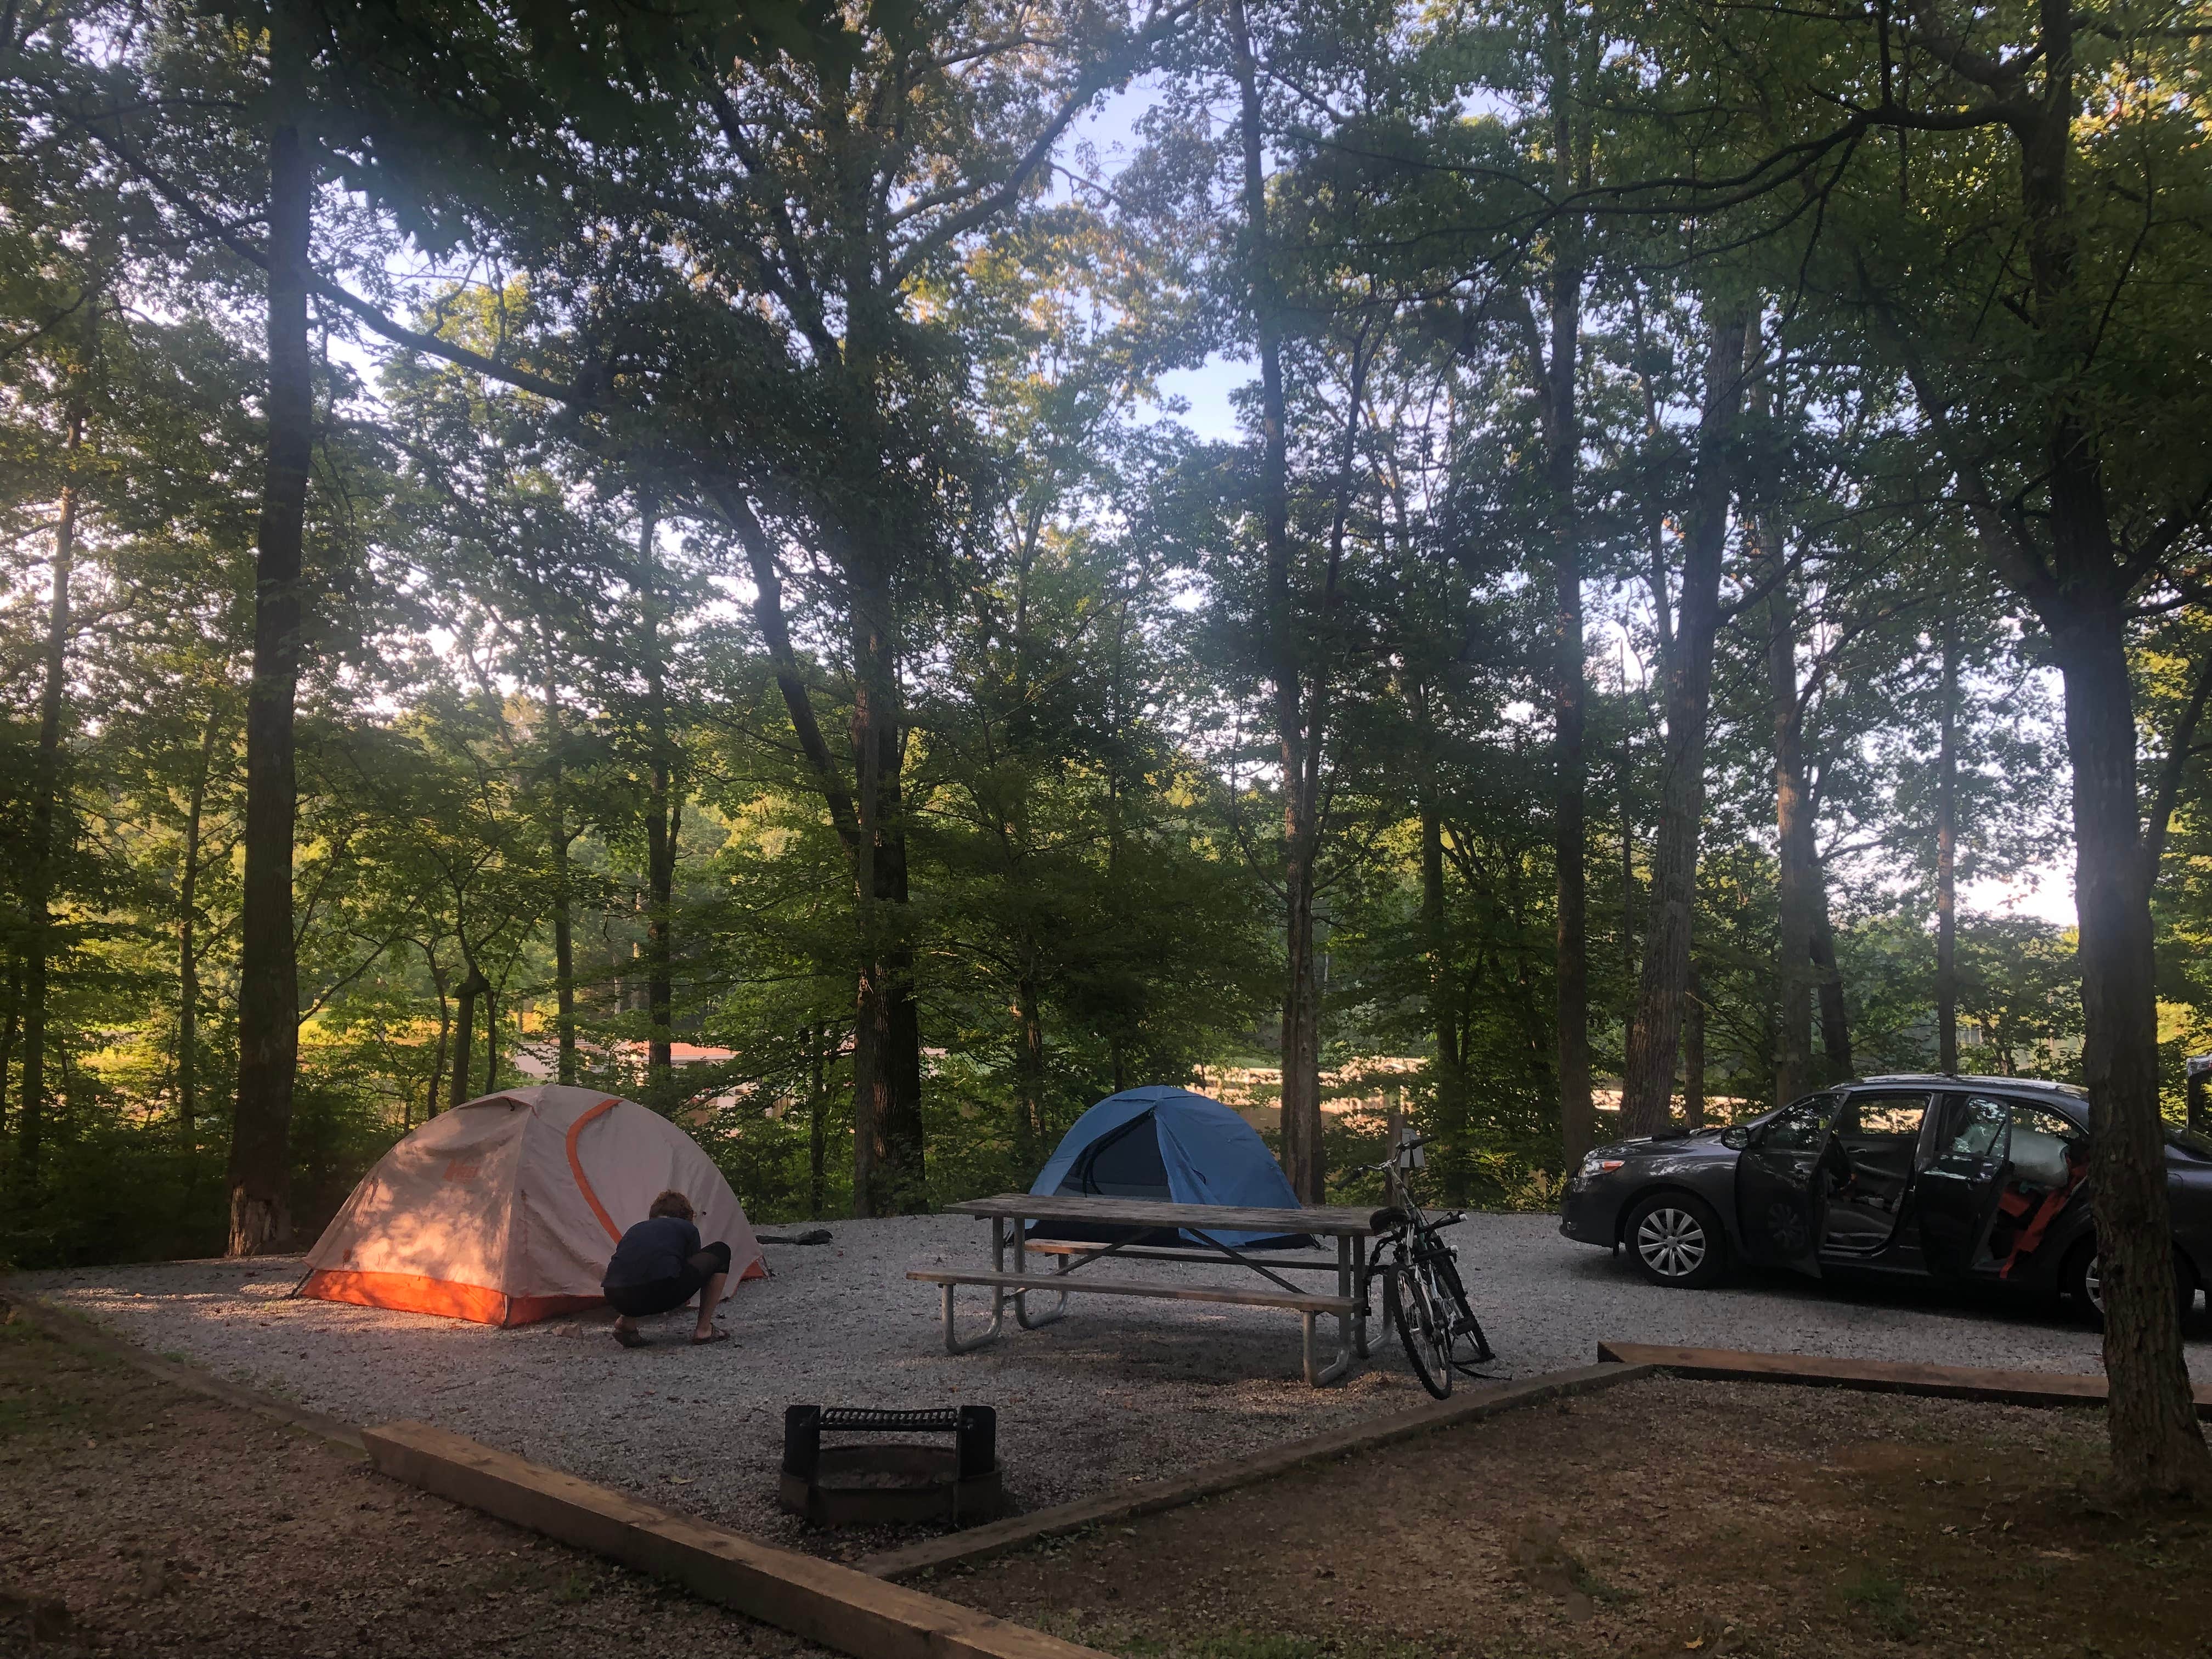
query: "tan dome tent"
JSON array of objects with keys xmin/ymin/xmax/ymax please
[{"xmin": 300, "ymin": 1085, "xmax": 764, "ymax": 1327}]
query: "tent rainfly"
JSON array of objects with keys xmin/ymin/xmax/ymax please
[
  {"xmin": 300, "ymin": 1084, "xmax": 764, "ymax": 1327},
  {"xmin": 1027, "ymin": 1085, "xmax": 1315, "ymax": 1248}
]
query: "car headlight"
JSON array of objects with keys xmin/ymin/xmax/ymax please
[{"xmin": 1578, "ymin": 1152, "xmax": 1626, "ymax": 1177}]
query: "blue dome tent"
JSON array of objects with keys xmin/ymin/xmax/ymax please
[{"xmin": 1027, "ymin": 1086, "xmax": 1314, "ymax": 1248}]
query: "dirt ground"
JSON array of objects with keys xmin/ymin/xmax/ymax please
[
  {"xmin": 936, "ymin": 1374, "xmax": 2211, "ymax": 1659},
  {"xmin": 0, "ymin": 1306, "xmax": 821, "ymax": 1657}
]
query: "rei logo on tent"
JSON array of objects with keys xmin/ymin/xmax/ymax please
[{"xmin": 442, "ymin": 1158, "xmax": 481, "ymax": 1184}]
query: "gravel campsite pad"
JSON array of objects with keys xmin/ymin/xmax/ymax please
[
  {"xmin": 18, "ymin": 1214, "xmax": 2203, "ymax": 1555},
  {"xmin": 940, "ymin": 1375, "xmax": 2210, "ymax": 1659}
]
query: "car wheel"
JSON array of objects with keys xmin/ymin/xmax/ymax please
[
  {"xmin": 2063, "ymin": 1239, "xmax": 2197, "ymax": 1328},
  {"xmin": 1623, "ymin": 1193, "xmax": 1730, "ymax": 1290}
]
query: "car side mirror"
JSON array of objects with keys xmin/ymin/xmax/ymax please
[{"xmin": 1722, "ymin": 1126, "xmax": 1752, "ymax": 1151}]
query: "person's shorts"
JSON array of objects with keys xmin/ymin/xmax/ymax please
[{"xmin": 604, "ymin": 1239, "xmax": 731, "ymax": 1317}]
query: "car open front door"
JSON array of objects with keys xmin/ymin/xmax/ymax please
[
  {"xmin": 1917, "ymin": 1093, "xmax": 2012, "ymax": 1276},
  {"xmin": 1734, "ymin": 1094, "xmax": 1838, "ymax": 1276}
]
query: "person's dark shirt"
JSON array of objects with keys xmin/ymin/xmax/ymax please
[{"xmin": 602, "ymin": 1215, "xmax": 700, "ymax": 1290}]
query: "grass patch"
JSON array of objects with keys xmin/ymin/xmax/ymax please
[{"xmin": 1839, "ymin": 1567, "xmax": 1917, "ymax": 1639}]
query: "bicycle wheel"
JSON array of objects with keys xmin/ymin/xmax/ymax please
[
  {"xmin": 1418, "ymin": 1247, "xmax": 1494, "ymax": 1371},
  {"xmin": 1385, "ymin": 1257, "xmax": 1454, "ymax": 1399}
]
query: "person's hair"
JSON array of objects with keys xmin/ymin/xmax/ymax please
[{"xmin": 648, "ymin": 1190, "xmax": 696, "ymax": 1221}]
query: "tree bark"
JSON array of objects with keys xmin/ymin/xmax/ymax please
[
  {"xmin": 425, "ymin": 948, "xmax": 449, "ymax": 1119},
  {"xmin": 1764, "ymin": 521, "xmax": 1817, "ymax": 1108},
  {"xmin": 637, "ymin": 499, "xmax": 679, "ymax": 1111},
  {"xmin": 1810, "ymin": 874, "xmax": 1854, "ymax": 1079},
  {"xmin": 541, "ymin": 655, "xmax": 577, "ymax": 1086},
  {"xmin": 1541, "ymin": 12, "xmax": 1594, "ymax": 1172},
  {"xmin": 1422, "ymin": 792, "xmax": 1470, "ymax": 1203},
  {"xmin": 1683, "ymin": 960, "xmax": 1706, "ymax": 1127},
  {"xmin": 848, "ymin": 560, "xmax": 928, "ymax": 1215},
  {"xmin": 1014, "ymin": 973, "xmax": 1045, "ymax": 1174},
  {"xmin": 2001, "ymin": 5, "xmax": 2205, "ymax": 1491},
  {"xmin": 1935, "ymin": 613, "xmax": 1960, "ymax": 1075},
  {"xmin": 0, "ymin": 961, "xmax": 21, "ymax": 1145},
  {"xmin": 450, "ymin": 966, "xmax": 487, "ymax": 1110},
  {"xmin": 1226, "ymin": 0, "xmax": 1325, "ymax": 1203},
  {"xmin": 481, "ymin": 974, "xmax": 499, "ymax": 1094},
  {"xmin": 1620, "ymin": 305, "xmax": 1751, "ymax": 1136},
  {"xmin": 177, "ymin": 704, "xmax": 220, "ymax": 1139},
  {"xmin": 2054, "ymin": 591, "xmax": 2212, "ymax": 1496},
  {"xmin": 227, "ymin": 0, "xmax": 313, "ymax": 1256},
  {"xmin": 18, "ymin": 399, "xmax": 83, "ymax": 1194},
  {"xmin": 808, "ymin": 1022, "xmax": 828, "ymax": 1220}
]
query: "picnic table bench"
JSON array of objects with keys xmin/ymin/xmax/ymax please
[{"xmin": 908, "ymin": 1193, "xmax": 1383, "ymax": 1386}]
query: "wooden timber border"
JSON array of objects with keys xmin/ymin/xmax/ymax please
[
  {"xmin": 858, "ymin": 1360, "xmax": 1655, "ymax": 1581},
  {"xmin": 1595, "ymin": 1341, "xmax": 2212, "ymax": 1415},
  {"xmin": 3, "ymin": 1288, "xmax": 364, "ymax": 1452},
  {"xmin": 363, "ymin": 1420, "xmax": 1107, "ymax": 1659}
]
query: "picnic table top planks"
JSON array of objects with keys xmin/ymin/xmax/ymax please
[{"xmin": 944, "ymin": 1192, "xmax": 1381, "ymax": 1237}]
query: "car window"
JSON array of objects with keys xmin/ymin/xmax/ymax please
[
  {"xmin": 2006, "ymin": 1101, "xmax": 2083, "ymax": 1189},
  {"xmin": 1761, "ymin": 1095, "xmax": 1837, "ymax": 1152},
  {"xmin": 2010, "ymin": 1102, "xmax": 2084, "ymax": 1144},
  {"xmin": 1839, "ymin": 1092, "xmax": 1929, "ymax": 1138},
  {"xmin": 2169, "ymin": 1125, "xmax": 2212, "ymax": 1161},
  {"xmin": 1942, "ymin": 1094, "xmax": 2010, "ymax": 1159}
]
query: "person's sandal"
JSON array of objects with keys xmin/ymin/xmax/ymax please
[
  {"xmin": 613, "ymin": 1325, "xmax": 648, "ymax": 1348},
  {"xmin": 690, "ymin": 1327, "xmax": 731, "ymax": 1346}
]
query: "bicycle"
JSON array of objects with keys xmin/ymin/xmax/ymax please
[{"xmin": 1364, "ymin": 1130, "xmax": 1494, "ymax": 1398}]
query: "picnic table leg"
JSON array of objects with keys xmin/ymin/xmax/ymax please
[
  {"xmin": 1339, "ymin": 1232, "xmax": 1370, "ymax": 1362},
  {"xmin": 940, "ymin": 1218, "xmax": 1007, "ymax": 1355},
  {"xmin": 1307, "ymin": 1307, "xmax": 1357, "ymax": 1386},
  {"xmin": 1013, "ymin": 1222, "xmax": 1069, "ymax": 1330}
]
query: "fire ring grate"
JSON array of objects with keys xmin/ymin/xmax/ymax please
[{"xmin": 778, "ymin": 1404, "xmax": 1007, "ymax": 1528}]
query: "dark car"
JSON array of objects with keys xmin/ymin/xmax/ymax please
[{"xmin": 1559, "ymin": 1074, "xmax": 2212, "ymax": 1317}]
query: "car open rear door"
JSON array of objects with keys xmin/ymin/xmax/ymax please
[
  {"xmin": 1917, "ymin": 1093, "xmax": 2012, "ymax": 1277},
  {"xmin": 1733, "ymin": 1094, "xmax": 1838, "ymax": 1276}
]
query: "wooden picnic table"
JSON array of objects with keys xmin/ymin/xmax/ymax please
[{"xmin": 907, "ymin": 1193, "xmax": 1384, "ymax": 1386}]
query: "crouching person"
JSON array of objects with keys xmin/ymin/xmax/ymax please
[{"xmin": 604, "ymin": 1190, "xmax": 732, "ymax": 1347}]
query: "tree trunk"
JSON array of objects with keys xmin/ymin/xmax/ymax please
[
  {"xmin": 1620, "ymin": 307, "xmax": 1750, "ymax": 1136},
  {"xmin": 1422, "ymin": 793, "xmax": 1470, "ymax": 1204},
  {"xmin": 1810, "ymin": 879, "xmax": 1854, "ymax": 1078},
  {"xmin": 724, "ymin": 494, "xmax": 924, "ymax": 1211},
  {"xmin": 1620, "ymin": 741, "xmax": 1637, "ymax": 1015},
  {"xmin": 1014, "ymin": 973, "xmax": 1045, "ymax": 1174},
  {"xmin": 637, "ymin": 499, "xmax": 679, "ymax": 1111},
  {"xmin": 2016, "ymin": 10, "xmax": 2206, "ymax": 1492},
  {"xmin": 1765, "ymin": 521, "xmax": 1817, "ymax": 1108},
  {"xmin": 1683, "ymin": 960, "xmax": 1706, "ymax": 1127},
  {"xmin": 647, "ymin": 784, "xmax": 679, "ymax": 1097},
  {"xmin": 542, "ymin": 657, "xmax": 577, "ymax": 1086},
  {"xmin": 1226, "ymin": 0, "xmax": 1324, "ymax": 1204},
  {"xmin": 178, "ymin": 704, "xmax": 219, "ymax": 1140},
  {"xmin": 808, "ymin": 1022, "xmax": 828, "ymax": 1220},
  {"xmin": 450, "ymin": 967, "xmax": 487, "ymax": 1110},
  {"xmin": 1544, "ymin": 156, "xmax": 1593, "ymax": 1175},
  {"xmin": 2053, "ymin": 592, "xmax": 2212, "ymax": 1495},
  {"xmin": 1935, "ymin": 614, "xmax": 1960, "ymax": 1075},
  {"xmin": 848, "ymin": 563, "xmax": 927, "ymax": 1215},
  {"xmin": 0, "ymin": 961, "xmax": 20, "ymax": 1143},
  {"xmin": 425, "ymin": 950, "xmax": 449, "ymax": 1119},
  {"xmin": 481, "ymin": 975, "xmax": 498, "ymax": 1094},
  {"xmin": 18, "ymin": 399, "xmax": 83, "ymax": 1195},
  {"xmin": 227, "ymin": 0, "xmax": 313, "ymax": 1256}
]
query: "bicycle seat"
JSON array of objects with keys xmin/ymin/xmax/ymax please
[{"xmin": 1369, "ymin": 1207, "xmax": 1409, "ymax": 1233}]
